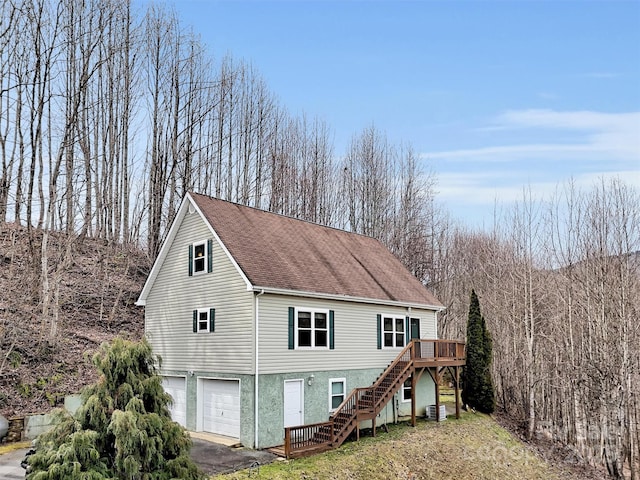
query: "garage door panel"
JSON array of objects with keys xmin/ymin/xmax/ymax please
[
  {"xmin": 162, "ymin": 376, "xmax": 186, "ymax": 427},
  {"xmin": 201, "ymin": 379, "xmax": 240, "ymax": 438}
]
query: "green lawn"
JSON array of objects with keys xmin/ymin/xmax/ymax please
[{"xmin": 212, "ymin": 412, "xmax": 583, "ymax": 480}]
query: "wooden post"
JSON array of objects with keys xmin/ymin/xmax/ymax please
[
  {"xmin": 284, "ymin": 427, "xmax": 291, "ymax": 459},
  {"xmin": 434, "ymin": 367, "xmax": 441, "ymax": 422},
  {"xmin": 455, "ymin": 365, "xmax": 461, "ymax": 419},
  {"xmin": 411, "ymin": 370, "xmax": 416, "ymax": 427}
]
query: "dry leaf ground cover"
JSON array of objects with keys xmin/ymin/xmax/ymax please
[{"xmin": 214, "ymin": 411, "xmax": 604, "ymax": 480}]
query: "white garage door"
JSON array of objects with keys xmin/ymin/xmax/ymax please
[
  {"xmin": 202, "ymin": 379, "xmax": 240, "ymax": 438},
  {"xmin": 162, "ymin": 376, "xmax": 187, "ymax": 427}
]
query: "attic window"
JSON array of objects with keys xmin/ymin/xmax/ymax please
[
  {"xmin": 194, "ymin": 242, "xmax": 206, "ymax": 273},
  {"xmin": 188, "ymin": 240, "xmax": 213, "ymax": 276}
]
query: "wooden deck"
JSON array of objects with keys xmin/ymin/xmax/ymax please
[{"xmin": 283, "ymin": 339, "xmax": 466, "ymax": 458}]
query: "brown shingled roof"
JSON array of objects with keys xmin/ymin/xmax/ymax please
[{"xmin": 191, "ymin": 193, "xmax": 443, "ymax": 308}]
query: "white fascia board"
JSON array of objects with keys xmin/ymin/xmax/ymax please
[
  {"xmin": 136, "ymin": 195, "xmax": 192, "ymax": 306},
  {"xmin": 187, "ymin": 194, "xmax": 253, "ymax": 292},
  {"xmin": 251, "ymin": 285, "xmax": 443, "ymax": 312}
]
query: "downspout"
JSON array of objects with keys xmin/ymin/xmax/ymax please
[{"xmin": 254, "ymin": 289, "xmax": 264, "ymax": 449}]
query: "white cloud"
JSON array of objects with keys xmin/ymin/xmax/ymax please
[
  {"xmin": 426, "ymin": 109, "xmax": 640, "ymax": 225},
  {"xmin": 425, "ymin": 143, "xmax": 595, "ymax": 162},
  {"xmin": 436, "ymin": 171, "xmax": 557, "ymax": 205},
  {"xmin": 582, "ymin": 72, "xmax": 620, "ymax": 79},
  {"xmin": 438, "ymin": 170, "xmax": 640, "ymax": 205},
  {"xmin": 497, "ymin": 109, "xmax": 638, "ymax": 132},
  {"xmin": 537, "ymin": 92, "xmax": 559, "ymax": 100},
  {"xmin": 423, "ymin": 109, "xmax": 640, "ymax": 164}
]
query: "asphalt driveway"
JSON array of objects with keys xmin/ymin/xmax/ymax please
[
  {"xmin": 0, "ymin": 446, "xmax": 27, "ymax": 479},
  {"xmin": 191, "ymin": 437, "xmax": 276, "ymax": 476},
  {"xmin": 0, "ymin": 439, "xmax": 276, "ymax": 478}
]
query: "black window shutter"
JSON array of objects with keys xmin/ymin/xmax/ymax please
[
  {"xmin": 207, "ymin": 239, "xmax": 213, "ymax": 273},
  {"xmin": 209, "ymin": 308, "xmax": 215, "ymax": 332},
  {"xmin": 329, "ymin": 310, "xmax": 335, "ymax": 350},
  {"xmin": 288, "ymin": 307, "xmax": 295, "ymax": 350},
  {"xmin": 376, "ymin": 314, "xmax": 382, "ymax": 349},
  {"xmin": 188, "ymin": 245, "xmax": 193, "ymax": 276},
  {"xmin": 192, "ymin": 310, "xmax": 197, "ymax": 332},
  {"xmin": 405, "ymin": 316, "xmax": 410, "ymax": 345}
]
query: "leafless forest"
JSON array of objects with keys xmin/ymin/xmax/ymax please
[{"xmin": 1, "ymin": 1, "xmax": 638, "ymax": 478}]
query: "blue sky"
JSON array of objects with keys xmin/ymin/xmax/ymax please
[{"xmin": 167, "ymin": 0, "xmax": 640, "ymax": 227}]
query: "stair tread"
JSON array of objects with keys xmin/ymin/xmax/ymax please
[{"xmin": 288, "ymin": 354, "xmax": 418, "ymax": 457}]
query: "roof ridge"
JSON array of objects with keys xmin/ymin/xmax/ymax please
[{"xmin": 188, "ymin": 191, "xmax": 384, "ymax": 242}]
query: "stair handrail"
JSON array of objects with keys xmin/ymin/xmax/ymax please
[
  {"xmin": 369, "ymin": 340, "xmax": 414, "ymax": 408},
  {"xmin": 330, "ymin": 340, "xmax": 414, "ymax": 418},
  {"xmin": 327, "ymin": 340, "xmax": 415, "ymax": 447},
  {"xmin": 286, "ymin": 338, "xmax": 466, "ymax": 458}
]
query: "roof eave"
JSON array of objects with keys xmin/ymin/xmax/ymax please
[{"xmin": 251, "ymin": 285, "xmax": 444, "ymax": 311}]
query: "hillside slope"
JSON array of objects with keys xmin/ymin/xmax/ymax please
[
  {"xmin": 0, "ymin": 223, "xmax": 149, "ymax": 419},
  {"xmin": 214, "ymin": 412, "xmax": 604, "ymax": 480}
]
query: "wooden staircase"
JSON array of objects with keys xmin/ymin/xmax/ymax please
[{"xmin": 283, "ymin": 339, "xmax": 465, "ymax": 458}]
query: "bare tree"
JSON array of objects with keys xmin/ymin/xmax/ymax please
[
  {"xmin": 342, "ymin": 125, "xmax": 394, "ymax": 240},
  {"xmin": 436, "ymin": 178, "xmax": 639, "ymax": 478}
]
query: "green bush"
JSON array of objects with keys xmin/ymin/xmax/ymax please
[{"xmin": 26, "ymin": 338, "xmax": 204, "ymax": 480}]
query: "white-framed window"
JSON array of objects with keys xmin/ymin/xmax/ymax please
[
  {"xmin": 402, "ymin": 379, "xmax": 412, "ymax": 403},
  {"xmin": 193, "ymin": 241, "xmax": 207, "ymax": 274},
  {"xmin": 296, "ymin": 308, "xmax": 329, "ymax": 349},
  {"xmin": 189, "ymin": 239, "xmax": 212, "ymax": 276},
  {"xmin": 329, "ymin": 378, "xmax": 346, "ymax": 411},
  {"xmin": 383, "ymin": 316, "xmax": 405, "ymax": 348},
  {"xmin": 192, "ymin": 308, "xmax": 215, "ymax": 333}
]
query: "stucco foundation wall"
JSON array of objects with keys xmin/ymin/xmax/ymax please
[
  {"xmin": 162, "ymin": 369, "xmax": 256, "ymax": 448},
  {"xmin": 397, "ymin": 373, "xmax": 435, "ymax": 418},
  {"xmin": 256, "ymin": 368, "xmax": 436, "ymax": 448},
  {"xmin": 161, "ymin": 368, "xmax": 437, "ymax": 450}
]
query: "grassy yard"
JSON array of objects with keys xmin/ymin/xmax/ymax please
[
  {"xmin": 212, "ymin": 411, "xmax": 590, "ymax": 480},
  {"xmin": 0, "ymin": 441, "xmax": 30, "ymax": 455}
]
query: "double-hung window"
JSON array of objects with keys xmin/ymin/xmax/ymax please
[
  {"xmin": 192, "ymin": 308, "xmax": 215, "ymax": 333},
  {"xmin": 329, "ymin": 378, "xmax": 346, "ymax": 412},
  {"xmin": 193, "ymin": 242, "xmax": 207, "ymax": 273},
  {"xmin": 188, "ymin": 239, "xmax": 213, "ymax": 276},
  {"xmin": 383, "ymin": 316, "xmax": 405, "ymax": 348},
  {"xmin": 297, "ymin": 309, "xmax": 328, "ymax": 348},
  {"xmin": 288, "ymin": 307, "xmax": 335, "ymax": 350}
]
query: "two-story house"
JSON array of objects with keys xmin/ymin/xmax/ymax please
[{"xmin": 136, "ymin": 192, "xmax": 463, "ymax": 453}]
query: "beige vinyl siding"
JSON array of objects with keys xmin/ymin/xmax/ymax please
[
  {"xmin": 258, "ymin": 294, "xmax": 438, "ymax": 374},
  {"xmin": 145, "ymin": 209, "xmax": 254, "ymax": 373},
  {"xmin": 419, "ymin": 309, "xmax": 437, "ymax": 339}
]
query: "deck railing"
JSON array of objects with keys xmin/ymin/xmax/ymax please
[
  {"xmin": 284, "ymin": 420, "xmax": 333, "ymax": 458},
  {"xmin": 284, "ymin": 338, "xmax": 465, "ymax": 458},
  {"xmin": 412, "ymin": 339, "xmax": 466, "ymax": 363}
]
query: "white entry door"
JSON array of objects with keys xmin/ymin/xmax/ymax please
[
  {"xmin": 283, "ymin": 379, "xmax": 304, "ymax": 427},
  {"xmin": 201, "ymin": 379, "xmax": 240, "ymax": 438},
  {"xmin": 162, "ymin": 376, "xmax": 186, "ymax": 427}
]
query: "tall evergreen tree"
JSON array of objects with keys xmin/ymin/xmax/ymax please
[
  {"xmin": 26, "ymin": 338, "xmax": 204, "ymax": 480},
  {"xmin": 461, "ymin": 289, "xmax": 496, "ymax": 414}
]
